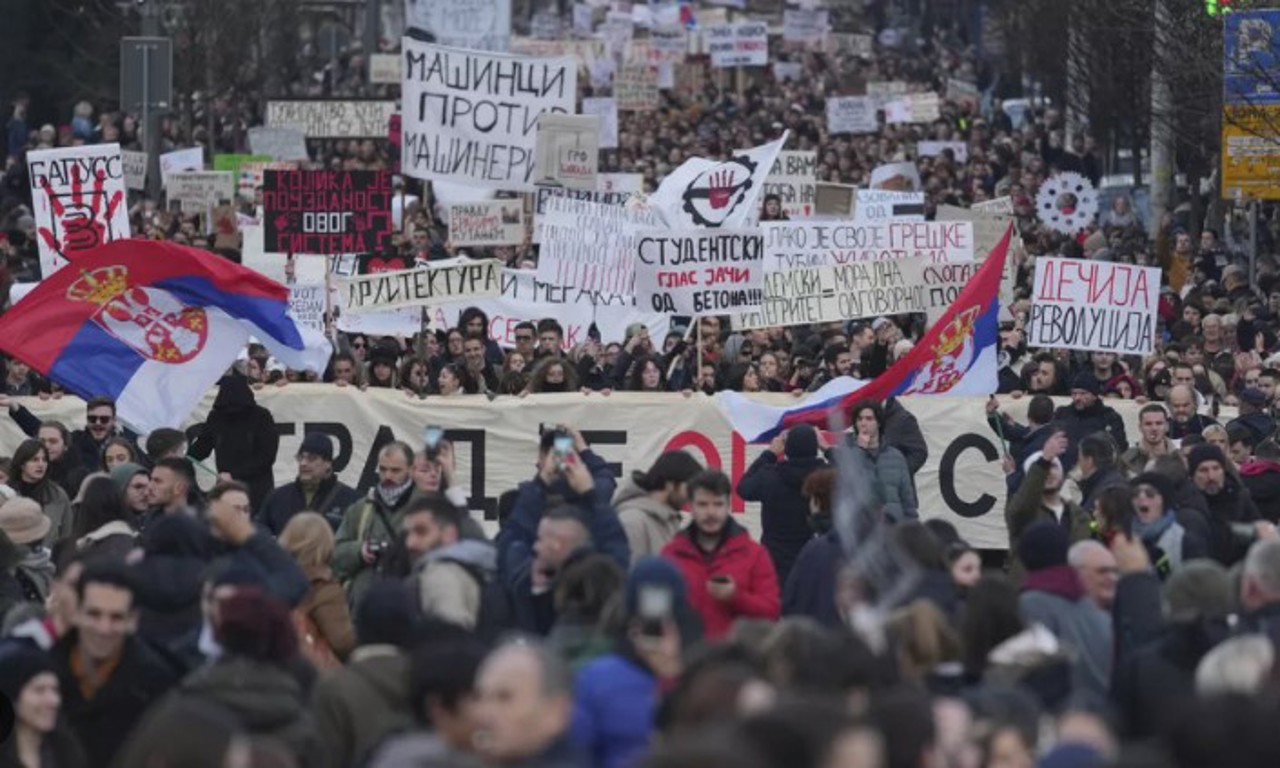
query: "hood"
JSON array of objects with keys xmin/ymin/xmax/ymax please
[
  {"xmin": 427, "ymin": 539, "xmax": 497, "ymax": 573},
  {"xmin": 77, "ymin": 520, "xmax": 136, "ymax": 549},
  {"xmin": 613, "ymin": 477, "xmax": 680, "ymax": 521},
  {"xmin": 133, "ymin": 554, "xmax": 207, "ymax": 612},
  {"xmin": 612, "ymin": 476, "xmax": 650, "ymax": 507},
  {"xmin": 18, "ymin": 548, "xmax": 54, "ymax": 591},
  {"xmin": 1240, "ymin": 459, "xmax": 1280, "ymax": 477},
  {"xmin": 183, "ymin": 656, "xmax": 305, "ymax": 731},
  {"xmin": 212, "ymin": 374, "xmax": 256, "ymax": 413},
  {"xmin": 777, "ymin": 457, "xmax": 825, "ymax": 488},
  {"xmin": 349, "ymin": 651, "xmax": 411, "ymax": 706}
]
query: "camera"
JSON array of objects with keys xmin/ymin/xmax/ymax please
[
  {"xmin": 368, "ymin": 540, "xmax": 390, "ymax": 559},
  {"xmin": 1230, "ymin": 522, "xmax": 1259, "ymax": 544}
]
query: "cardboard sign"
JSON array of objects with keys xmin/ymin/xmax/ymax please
[
  {"xmin": 406, "ymin": 0, "xmax": 512, "ymax": 51},
  {"xmin": 537, "ymin": 195, "xmax": 662, "ymax": 294},
  {"xmin": 288, "ymin": 283, "xmax": 328, "ymax": 333},
  {"xmin": 159, "ymin": 147, "xmax": 203, "ymax": 187},
  {"xmin": 532, "ymin": 186, "xmax": 631, "ymax": 243},
  {"xmin": 168, "ymin": 171, "xmax": 235, "ymax": 213},
  {"xmin": 825, "ymin": 33, "xmax": 872, "ymax": 58},
  {"xmin": 336, "ymin": 259, "xmax": 502, "ymax": 313},
  {"xmin": 705, "ymin": 21, "xmax": 768, "ymax": 67},
  {"xmin": 826, "ymin": 95, "xmax": 878, "ymax": 134},
  {"xmin": 581, "ymin": 97, "xmax": 618, "ymax": 148},
  {"xmin": 885, "ymin": 93, "xmax": 942, "ymax": 124},
  {"xmin": 247, "ymin": 126, "xmax": 310, "ymax": 161},
  {"xmin": 634, "ymin": 229, "xmax": 765, "ymax": 314},
  {"xmin": 918, "ymin": 140, "xmax": 968, "ymax": 163},
  {"xmin": 853, "ymin": 189, "xmax": 925, "ymax": 222},
  {"xmin": 265, "ymin": 101, "xmax": 397, "ymax": 138},
  {"xmin": 815, "ymin": 183, "xmax": 856, "ymax": 217},
  {"xmin": 534, "ymin": 114, "xmax": 600, "ymax": 190},
  {"xmin": 122, "ymin": 150, "xmax": 147, "ymax": 191},
  {"xmin": 1027, "ymin": 258, "xmax": 1159, "ymax": 355},
  {"xmin": 783, "ymin": 9, "xmax": 828, "ymax": 46},
  {"xmin": 369, "ymin": 53, "xmax": 402, "ymax": 84},
  {"xmin": 870, "ymin": 161, "xmax": 922, "ymax": 191},
  {"xmin": 761, "ymin": 150, "xmax": 816, "ymax": 218},
  {"xmin": 27, "ymin": 143, "xmax": 131, "ymax": 277},
  {"xmin": 866, "ymin": 80, "xmax": 908, "ymax": 106},
  {"xmin": 449, "ymin": 201, "xmax": 525, "ymax": 246},
  {"xmin": 262, "ymin": 170, "xmax": 393, "ymax": 254},
  {"xmin": 615, "ymin": 65, "xmax": 660, "ymax": 111},
  {"xmin": 756, "ymin": 221, "xmax": 974, "ymax": 272},
  {"xmin": 946, "ymin": 78, "xmax": 980, "ymax": 110},
  {"xmin": 401, "ymin": 40, "xmax": 577, "ymax": 190},
  {"xmin": 973, "ymin": 197, "xmax": 1014, "ymax": 216},
  {"xmin": 773, "ymin": 62, "xmax": 804, "ymax": 82}
]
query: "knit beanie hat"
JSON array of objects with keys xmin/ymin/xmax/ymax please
[
  {"xmin": 624, "ymin": 556, "xmax": 688, "ymax": 618},
  {"xmin": 1132, "ymin": 472, "xmax": 1174, "ymax": 508},
  {"xmin": 0, "ymin": 641, "xmax": 56, "ymax": 703},
  {"xmin": 1070, "ymin": 371, "xmax": 1101, "ymax": 396},
  {"xmin": 1016, "ymin": 521, "xmax": 1069, "ymax": 572},
  {"xmin": 1164, "ymin": 560, "xmax": 1233, "ymax": 622},
  {"xmin": 1187, "ymin": 444, "xmax": 1228, "ymax": 477},
  {"xmin": 356, "ymin": 580, "xmax": 418, "ymax": 648},
  {"xmin": 785, "ymin": 425, "xmax": 820, "ymax": 460}
]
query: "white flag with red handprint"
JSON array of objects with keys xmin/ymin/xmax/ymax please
[
  {"xmin": 648, "ymin": 133, "xmax": 787, "ymax": 230},
  {"xmin": 27, "ymin": 143, "xmax": 131, "ymax": 279}
]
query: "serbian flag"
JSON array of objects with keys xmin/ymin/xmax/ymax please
[
  {"xmin": 0, "ymin": 239, "xmax": 331, "ymax": 432},
  {"xmin": 721, "ymin": 225, "xmax": 1012, "ymax": 442}
]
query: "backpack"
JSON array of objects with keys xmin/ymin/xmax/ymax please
[
  {"xmin": 406, "ymin": 559, "xmax": 512, "ymax": 644},
  {"xmin": 292, "ymin": 608, "xmax": 342, "ymax": 672}
]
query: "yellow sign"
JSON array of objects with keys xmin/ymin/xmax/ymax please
[{"xmin": 1222, "ymin": 105, "xmax": 1280, "ymax": 200}]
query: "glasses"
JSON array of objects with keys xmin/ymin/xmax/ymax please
[{"xmin": 87, "ymin": 415, "xmax": 112, "ymax": 425}]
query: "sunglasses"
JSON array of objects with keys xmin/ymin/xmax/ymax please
[{"xmin": 87, "ymin": 415, "xmax": 112, "ymax": 425}]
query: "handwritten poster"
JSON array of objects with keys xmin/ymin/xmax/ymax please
[
  {"xmin": 265, "ymin": 101, "xmax": 397, "ymax": 139},
  {"xmin": 706, "ymin": 21, "xmax": 769, "ymax": 67},
  {"xmin": 1027, "ymin": 258, "xmax": 1159, "ymax": 355},
  {"xmin": 534, "ymin": 114, "xmax": 599, "ymax": 190},
  {"xmin": 826, "ymin": 96, "xmax": 878, "ymax": 135},
  {"xmin": 756, "ymin": 221, "xmax": 974, "ymax": 272},
  {"xmin": 27, "ymin": 144, "xmax": 130, "ymax": 277},
  {"xmin": 634, "ymin": 229, "xmax": 765, "ymax": 314},
  {"xmin": 449, "ymin": 201, "xmax": 525, "ymax": 246},
  {"xmin": 537, "ymin": 195, "xmax": 663, "ymax": 294}
]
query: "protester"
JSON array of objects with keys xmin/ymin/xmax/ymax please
[
  {"xmin": 280, "ymin": 511, "xmax": 356, "ymax": 664},
  {"xmin": 402, "ymin": 495, "xmax": 498, "ymax": 632},
  {"xmin": 737, "ymin": 425, "xmax": 828, "ymax": 586},
  {"xmin": 614, "ymin": 450, "xmax": 703, "ymax": 564},
  {"xmin": 188, "ymin": 373, "xmax": 279, "ymax": 511},
  {"xmin": 846, "ymin": 401, "xmax": 917, "ymax": 522},
  {"xmin": 333, "ymin": 441, "xmax": 418, "ymax": 611},
  {"xmin": 0, "ymin": 640, "xmax": 86, "ymax": 768},
  {"xmin": 473, "ymin": 639, "xmax": 584, "ymax": 768},
  {"xmin": 260, "ymin": 432, "xmax": 360, "ymax": 534},
  {"xmin": 8, "ymin": 438, "xmax": 72, "ymax": 544}
]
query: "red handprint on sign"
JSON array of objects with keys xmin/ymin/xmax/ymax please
[{"xmin": 38, "ymin": 166, "xmax": 124, "ymax": 261}]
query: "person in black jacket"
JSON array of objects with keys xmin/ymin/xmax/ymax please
[
  {"xmin": 881, "ymin": 397, "xmax": 928, "ymax": 480},
  {"xmin": 206, "ymin": 481, "xmax": 308, "ymax": 608},
  {"xmin": 2, "ymin": 394, "xmax": 133, "ymax": 473},
  {"xmin": 189, "ymin": 373, "xmax": 279, "ymax": 511},
  {"xmin": 737, "ymin": 425, "xmax": 828, "ymax": 586},
  {"xmin": 258, "ymin": 432, "xmax": 359, "ymax": 534},
  {"xmin": 1053, "ymin": 372, "xmax": 1127, "ymax": 472},
  {"xmin": 132, "ymin": 514, "xmax": 210, "ymax": 673},
  {"xmin": 781, "ymin": 467, "xmax": 842, "ymax": 629},
  {"xmin": 1190, "ymin": 444, "xmax": 1263, "ymax": 566}
]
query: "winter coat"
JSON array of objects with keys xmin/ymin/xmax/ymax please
[
  {"xmin": 1004, "ymin": 460, "xmax": 1093, "ymax": 583},
  {"xmin": 259, "ymin": 474, "xmax": 361, "ymax": 534},
  {"xmin": 297, "ymin": 564, "xmax": 356, "ymax": 660},
  {"xmin": 311, "ymin": 645, "xmax": 414, "ymax": 768},
  {"xmin": 333, "ymin": 486, "xmax": 417, "ymax": 611},
  {"xmin": 1169, "ymin": 413, "xmax": 1218, "ymax": 441},
  {"xmin": 412, "ymin": 538, "xmax": 497, "ymax": 630},
  {"xmin": 846, "ymin": 442, "xmax": 917, "ymax": 522},
  {"xmin": 882, "ymin": 397, "xmax": 928, "ymax": 478},
  {"xmin": 1229, "ymin": 411, "xmax": 1277, "ymax": 446},
  {"xmin": 1019, "ymin": 567, "xmax": 1113, "ymax": 707},
  {"xmin": 1079, "ymin": 465, "xmax": 1129, "ymax": 513},
  {"xmin": 212, "ymin": 531, "xmax": 310, "ymax": 608},
  {"xmin": 0, "ymin": 532, "xmax": 24, "ymax": 622},
  {"xmin": 661, "ymin": 519, "xmax": 780, "ymax": 640},
  {"xmin": 173, "ymin": 654, "xmax": 325, "ymax": 767},
  {"xmin": 613, "ymin": 478, "xmax": 682, "ymax": 565},
  {"xmin": 0, "ymin": 725, "xmax": 85, "ymax": 768},
  {"xmin": 1240, "ymin": 458, "xmax": 1280, "ymax": 522},
  {"xmin": 12, "ymin": 546, "xmax": 54, "ymax": 603},
  {"xmin": 995, "ymin": 420, "xmax": 1053, "ymax": 491},
  {"xmin": 132, "ymin": 514, "xmax": 211, "ymax": 673},
  {"xmin": 736, "ymin": 452, "xmax": 826, "ymax": 586},
  {"xmin": 1051, "ymin": 400, "xmax": 1127, "ymax": 472},
  {"xmin": 782, "ymin": 530, "xmax": 843, "ymax": 629},
  {"xmin": 367, "ymin": 733, "xmax": 485, "ymax": 768},
  {"xmin": 74, "ymin": 519, "xmax": 136, "ymax": 561},
  {"xmin": 1119, "ymin": 440, "xmax": 1178, "ymax": 478},
  {"xmin": 12, "ymin": 477, "xmax": 73, "ymax": 546},
  {"xmin": 50, "ymin": 632, "xmax": 179, "ymax": 767},
  {"xmin": 1203, "ymin": 475, "xmax": 1262, "ymax": 566},
  {"xmin": 571, "ymin": 652, "xmax": 658, "ymax": 768},
  {"xmin": 188, "ymin": 375, "xmax": 279, "ymax": 510}
]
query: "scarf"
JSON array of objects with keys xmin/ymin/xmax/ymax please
[
  {"xmin": 1132, "ymin": 511, "xmax": 1176, "ymax": 544},
  {"xmin": 1021, "ymin": 565, "xmax": 1085, "ymax": 602},
  {"xmin": 376, "ymin": 478, "xmax": 414, "ymax": 508},
  {"xmin": 18, "ymin": 547, "xmax": 55, "ymax": 598}
]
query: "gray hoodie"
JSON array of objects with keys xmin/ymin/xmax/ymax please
[
  {"xmin": 613, "ymin": 477, "xmax": 682, "ymax": 565},
  {"xmin": 413, "ymin": 539, "xmax": 497, "ymax": 630}
]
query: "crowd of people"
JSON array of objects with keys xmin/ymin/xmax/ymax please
[{"xmin": 5, "ymin": 9, "xmax": 1280, "ymax": 768}]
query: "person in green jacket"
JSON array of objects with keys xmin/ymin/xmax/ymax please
[
  {"xmin": 848, "ymin": 401, "xmax": 918, "ymax": 523},
  {"xmin": 1005, "ymin": 429, "xmax": 1093, "ymax": 583},
  {"xmin": 333, "ymin": 442, "xmax": 417, "ymax": 612}
]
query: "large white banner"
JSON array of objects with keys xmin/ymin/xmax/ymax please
[
  {"xmin": 1027, "ymin": 258, "xmax": 1159, "ymax": 355},
  {"xmin": 756, "ymin": 220, "xmax": 974, "ymax": 271},
  {"xmin": 1, "ymin": 390, "xmax": 1159, "ymax": 549},
  {"xmin": 537, "ymin": 195, "xmax": 663, "ymax": 294},
  {"xmin": 405, "ymin": 0, "xmax": 512, "ymax": 51},
  {"xmin": 27, "ymin": 144, "xmax": 131, "ymax": 278},
  {"xmin": 401, "ymin": 40, "xmax": 578, "ymax": 190}
]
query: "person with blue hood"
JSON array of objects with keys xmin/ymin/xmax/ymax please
[
  {"xmin": 571, "ymin": 557, "xmax": 702, "ymax": 768},
  {"xmin": 737, "ymin": 424, "xmax": 829, "ymax": 585}
]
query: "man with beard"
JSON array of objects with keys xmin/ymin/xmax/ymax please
[
  {"xmin": 1052, "ymin": 372, "xmax": 1127, "ymax": 471},
  {"xmin": 334, "ymin": 442, "xmax": 418, "ymax": 611},
  {"xmin": 1005, "ymin": 431, "xmax": 1092, "ymax": 583},
  {"xmin": 1168, "ymin": 384, "xmax": 1218, "ymax": 440},
  {"xmin": 1189, "ymin": 444, "xmax": 1263, "ymax": 566},
  {"xmin": 3, "ymin": 395, "xmax": 129, "ymax": 470},
  {"xmin": 259, "ymin": 433, "xmax": 360, "ymax": 534},
  {"xmin": 1121, "ymin": 404, "xmax": 1178, "ymax": 477}
]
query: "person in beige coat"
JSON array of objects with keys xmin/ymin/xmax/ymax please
[
  {"xmin": 613, "ymin": 451, "xmax": 703, "ymax": 565},
  {"xmin": 403, "ymin": 496, "xmax": 497, "ymax": 631}
]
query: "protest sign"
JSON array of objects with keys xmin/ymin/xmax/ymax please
[
  {"xmin": 537, "ymin": 195, "xmax": 663, "ymax": 294},
  {"xmin": 826, "ymin": 96, "xmax": 878, "ymax": 134},
  {"xmin": 598, "ymin": 173, "xmax": 643, "ymax": 194},
  {"xmin": 651, "ymin": 28, "xmax": 687, "ymax": 60},
  {"xmin": 734, "ymin": 256, "xmax": 975, "ymax": 329},
  {"xmin": 935, "ymin": 204, "xmax": 1020, "ymax": 311},
  {"xmin": 946, "ymin": 78, "xmax": 980, "ymax": 110},
  {"xmin": 401, "ymin": 40, "xmax": 577, "ymax": 190},
  {"xmin": 263, "ymin": 169, "xmax": 393, "ymax": 254},
  {"xmin": 581, "ymin": 97, "xmax": 618, "ymax": 148},
  {"xmin": 534, "ymin": 114, "xmax": 600, "ymax": 190},
  {"xmin": 531, "ymin": 186, "xmax": 631, "ymax": 242},
  {"xmin": 615, "ymin": 65, "xmax": 660, "ymax": 111},
  {"xmin": 649, "ymin": 136, "xmax": 785, "ymax": 229},
  {"xmin": 167, "ymin": 171, "xmax": 235, "ymax": 213},
  {"xmin": 121, "ymin": 150, "xmax": 147, "ymax": 191},
  {"xmin": 825, "ymin": 33, "xmax": 872, "ymax": 58},
  {"xmin": 853, "ymin": 189, "xmax": 925, "ymax": 222},
  {"xmin": 212, "ymin": 205, "xmax": 240, "ymax": 250},
  {"xmin": 247, "ymin": 126, "xmax": 309, "ymax": 161},
  {"xmin": 336, "ymin": 259, "xmax": 502, "ymax": 313},
  {"xmin": 449, "ymin": 201, "xmax": 525, "ymax": 246},
  {"xmin": 213, "ymin": 154, "xmax": 271, "ymax": 177},
  {"xmin": 287, "ymin": 284, "xmax": 328, "ymax": 334},
  {"xmin": 1027, "ymin": 258, "xmax": 1159, "ymax": 355},
  {"xmin": 573, "ymin": 3, "xmax": 593, "ymax": 36},
  {"xmin": 885, "ymin": 93, "xmax": 941, "ymax": 124},
  {"xmin": 761, "ymin": 150, "xmax": 816, "ymax": 218},
  {"xmin": 369, "ymin": 53, "xmax": 402, "ymax": 84},
  {"xmin": 406, "ymin": 0, "xmax": 511, "ymax": 51},
  {"xmin": 265, "ymin": 101, "xmax": 397, "ymax": 139},
  {"xmin": 634, "ymin": 229, "xmax": 765, "ymax": 314},
  {"xmin": 510, "ymin": 37, "xmax": 604, "ymax": 66},
  {"xmin": 866, "ymin": 80, "xmax": 908, "ymax": 106},
  {"xmin": 773, "ymin": 62, "xmax": 804, "ymax": 82},
  {"xmin": 870, "ymin": 161, "xmax": 922, "ymax": 191},
  {"xmin": 27, "ymin": 143, "xmax": 130, "ymax": 277},
  {"xmin": 815, "ymin": 183, "xmax": 856, "ymax": 217},
  {"xmin": 706, "ymin": 21, "xmax": 768, "ymax": 67},
  {"xmin": 973, "ymin": 197, "xmax": 1014, "ymax": 216},
  {"xmin": 531, "ymin": 10, "xmax": 562, "ymax": 39},
  {"xmin": 237, "ymin": 160, "xmax": 295, "ymax": 200},
  {"xmin": 599, "ymin": 14, "xmax": 635, "ymax": 57},
  {"xmin": 755, "ymin": 221, "xmax": 974, "ymax": 272},
  {"xmin": 159, "ymin": 147, "xmax": 203, "ymax": 187},
  {"xmin": 783, "ymin": 9, "xmax": 828, "ymax": 46},
  {"xmin": 918, "ymin": 140, "xmax": 968, "ymax": 163}
]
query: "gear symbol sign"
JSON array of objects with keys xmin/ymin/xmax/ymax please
[{"xmin": 1035, "ymin": 171, "xmax": 1098, "ymax": 235}]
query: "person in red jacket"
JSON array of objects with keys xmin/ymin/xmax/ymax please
[{"xmin": 660, "ymin": 470, "xmax": 780, "ymax": 639}]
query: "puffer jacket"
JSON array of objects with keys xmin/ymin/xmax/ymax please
[
  {"xmin": 661, "ymin": 519, "xmax": 779, "ymax": 640},
  {"xmin": 613, "ymin": 477, "xmax": 683, "ymax": 565},
  {"xmin": 736, "ymin": 452, "xmax": 826, "ymax": 586},
  {"xmin": 847, "ymin": 442, "xmax": 917, "ymax": 522}
]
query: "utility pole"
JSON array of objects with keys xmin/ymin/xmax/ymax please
[
  {"xmin": 364, "ymin": 0, "xmax": 379, "ymax": 58},
  {"xmin": 1150, "ymin": 0, "xmax": 1176, "ymax": 229}
]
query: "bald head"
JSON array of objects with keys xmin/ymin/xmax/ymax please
[
  {"xmin": 475, "ymin": 641, "xmax": 573, "ymax": 763},
  {"xmin": 1070, "ymin": 540, "xmax": 1117, "ymax": 609},
  {"xmin": 1168, "ymin": 384, "xmax": 1196, "ymax": 422}
]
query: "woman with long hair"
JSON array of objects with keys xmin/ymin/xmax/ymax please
[
  {"xmin": 725, "ymin": 364, "xmax": 762, "ymax": 393},
  {"xmin": 100, "ymin": 436, "xmax": 138, "ymax": 473},
  {"xmin": 280, "ymin": 512, "xmax": 355, "ymax": 663},
  {"xmin": 435, "ymin": 364, "xmax": 468, "ymax": 397},
  {"xmin": 399, "ymin": 356, "xmax": 431, "ymax": 398},
  {"xmin": 526, "ymin": 357, "xmax": 580, "ymax": 394},
  {"xmin": 8, "ymin": 439, "xmax": 72, "ymax": 544},
  {"xmin": 71, "ymin": 474, "xmax": 136, "ymax": 560},
  {"xmin": 0, "ymin": 643, "xmax": 86, "ymax": 768},
  {"xmin": 624, "ymin": 356, "xmax": 667, "ymax": 392}
]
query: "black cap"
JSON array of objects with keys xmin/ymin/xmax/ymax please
[{"xmin": 298, "ymin": 433, "xmax": 334, "ymax": 462}]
